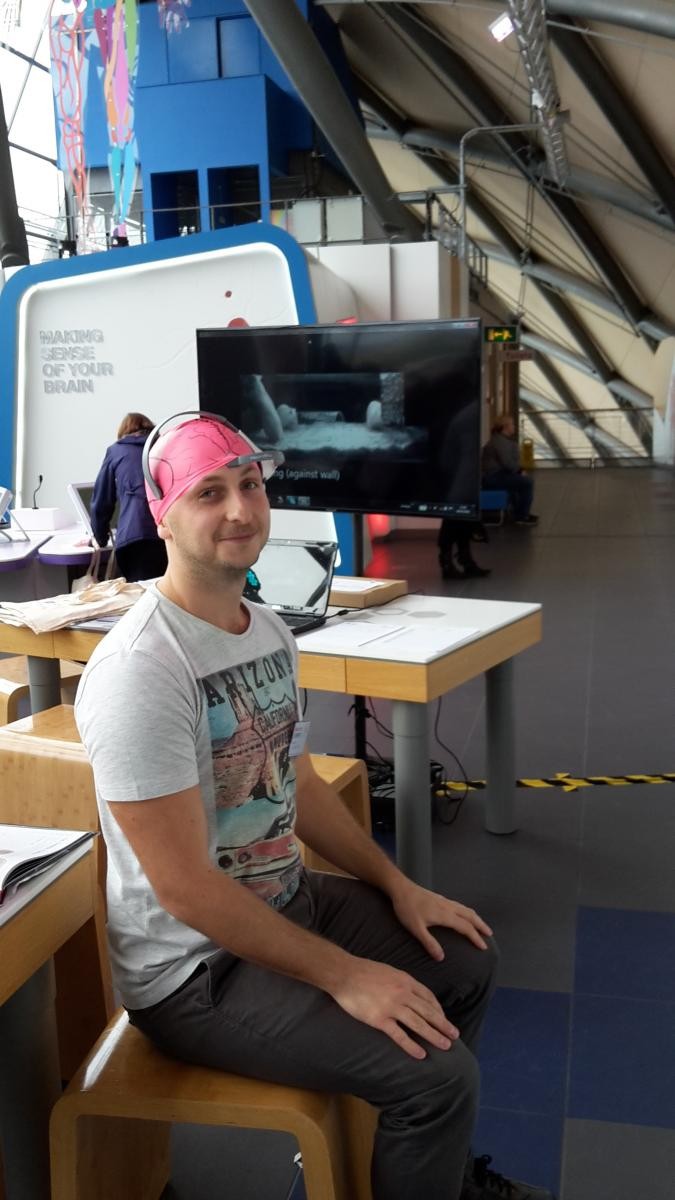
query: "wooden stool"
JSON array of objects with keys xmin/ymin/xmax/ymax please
[
  {"xmin": 0, "ymin": 656, "xmax": 83, "ymax": 725},
  {"xmin": 50, "ymin": 1009, "xmax": 376, "ymax": 1200}
]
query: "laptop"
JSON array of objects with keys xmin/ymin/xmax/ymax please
[
  {"xmin": 67, "ymin": 482, "xmax": 119, "ymax": 541},
  {"xmin": 246, "ymin": 539, "xmax": 338, "ymax": 636}
]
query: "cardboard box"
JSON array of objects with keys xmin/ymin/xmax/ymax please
[{"xmin": 329, "ymin": 577, "xmax": 408, "ymax": 609}]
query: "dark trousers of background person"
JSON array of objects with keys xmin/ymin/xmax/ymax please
[
  {"xmin": 115, "ymin": 538, "xmax": 168, "ymax": 582},
  {"xmin": 129, "ymin": 870, "xmax": 499, "ymax": 1200},
  {"xmin": 482, "ymin": 469, "xmax": 533, "ymax": 521},
  {"xmin": 438, "ymin": 519, "xmax": 482, "ymax": 575}
]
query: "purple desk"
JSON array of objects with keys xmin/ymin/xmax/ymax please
[
  {"xmin": 37, "ymin": 527, "xmax": 95, "ymax": 567},
  {"xmin": 0, "ymin": 534, "xmax": 49, "ymax": 574}
]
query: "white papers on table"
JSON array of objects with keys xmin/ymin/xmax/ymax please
[
  {"xmin": 298, "ymin": 620, "xmax": 479, "ymax": 662},
  {"xmin": 330, "ymin": 578, "xmax": 380, "ymax": 594}
]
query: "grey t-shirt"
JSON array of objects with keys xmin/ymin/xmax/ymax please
[{"xmin": 75, "ymin": 585, "xmax": 302, "ymax": 1009}]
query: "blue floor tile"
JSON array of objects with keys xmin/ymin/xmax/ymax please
[
  {"xmin": 478, "ymin": 987, "xmax": 570, "ymax": 1115},
  {"xmin": 575, "ymin": 907, "xmax": 675, "ymax": 1001},
  {"xmin": 473, "ymin": 1108, "xmax": 562, "ymax": 1197},
  {"xmin": 569, "ymin": 994, "xmax": 675, "ymax": 1128},
  {"xmin": 569, "ymin": 907, "xmax": 672, "ymax": 1003}
]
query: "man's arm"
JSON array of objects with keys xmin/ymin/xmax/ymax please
[
  {"xmin": 294, "ymin": 751, "xmax": 402, "ymax": 892},
  {"xmin": 293, "ymin": 751, "xmax": 492, "ymax": 957},
  {"xmin": 109, "ymin": 785, "xmax": 458, "ymax": 1060}
]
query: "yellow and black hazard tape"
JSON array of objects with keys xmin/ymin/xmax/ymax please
[{"xmin": 441, "ymin": 772, "xmax": 675, "ymax": 794}]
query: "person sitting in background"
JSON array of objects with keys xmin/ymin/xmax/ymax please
[
  {"xmin": 481, "ymin": 416, "xmax": 538, "ymax": 526},
  {"xmin": 90, "ymin": 412, "xmax": 168, "ymax": 582}
]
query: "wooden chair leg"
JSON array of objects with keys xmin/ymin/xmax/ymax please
[
  {"xmin": 339, "ymin": 1095, "xmax": 377, "ymax": 1200},
  {"xmin": 294, "ymin": 1095, "xmax": 353, "ymax": 1200},
  {"xmin": 0, "ymin": 678, "xmax": 29, "ymax": 726},
  {"xmin": 50, "ymin": 1111, "xmax": 171, "ymax": 1200}
]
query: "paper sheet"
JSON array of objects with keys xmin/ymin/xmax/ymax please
[
  {"xmin": 298, "ymin": 620, "xmax": 479, "ymax": 662},
  {"xmin": 330, "ymin": 578, "xmax": 380, "ymax": 593}
]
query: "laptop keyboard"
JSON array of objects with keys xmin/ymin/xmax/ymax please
[{"xmin": 278, "ymin": 612, "xmax": 326, "ymax": 636}]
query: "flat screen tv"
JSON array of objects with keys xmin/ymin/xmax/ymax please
[{"xmin": 196, "ymin": 319, "xmax": 482, "ymax": 519}]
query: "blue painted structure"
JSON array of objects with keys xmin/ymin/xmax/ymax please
[{"xmin": 66, "ymin": 0, "xmax": 359, "ymax": 241}]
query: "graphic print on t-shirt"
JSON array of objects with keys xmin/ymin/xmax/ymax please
[{"xmin": 201, "ymin": 645, "xmax": 301, "ymax": 907}]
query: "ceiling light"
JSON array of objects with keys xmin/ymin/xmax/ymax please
[{"xmin": 489, "ymin": 13, "xmax": 514, "ymax": 42}]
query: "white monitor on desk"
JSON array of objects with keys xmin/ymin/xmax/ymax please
[
  {"xmin": 67, "ymin": 482, "xmax": 118, "ymax": 544},
  {"xmin": 0, "ymin": 486, "xmax": 11, "ymax": 524},
  {"xmin": 0, "ymin": 487, "xmax": 29, "ymax": 541}
]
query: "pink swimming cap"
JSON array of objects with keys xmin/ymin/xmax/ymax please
[{"xmin": 144, "ymin": 415, "xmax": 281, "ymax": 525}]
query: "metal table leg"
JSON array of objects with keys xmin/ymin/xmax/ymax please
[
  {"xmin": 485, "ymin": 658, "xmax": 518, "ymax": 834},
  {"xmin": 27, "ymin": 656, "xmax": 61, "ymax": 713},
  {"xmin": 392, "ymin": 699, "xmax": 432, "ymax": 888},
  {"xmin": 0, "ymin": 960, "xmax": 61, "ymax": 1200}
]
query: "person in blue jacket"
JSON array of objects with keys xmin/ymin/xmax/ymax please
[{"xmin": 90, "ymin": 412, "xmax": 168, "ymax": 582}]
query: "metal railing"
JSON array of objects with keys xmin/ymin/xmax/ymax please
[{"xmin": 24, "ymin": 191, "xmax": 489, "ymax": 276}]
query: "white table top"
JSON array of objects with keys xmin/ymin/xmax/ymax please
[{"xmin": 299, "ymin": 593, "xmax": 542, "ymax": 664}]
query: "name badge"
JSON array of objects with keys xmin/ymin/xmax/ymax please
[{"xmin": 289, "ymin": 720, "xmax": 310, "ymax": 758}]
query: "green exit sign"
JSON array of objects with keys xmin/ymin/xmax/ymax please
[{"xmin": 485, "ymin": 325, "xmax": 519, "ymax": 344}]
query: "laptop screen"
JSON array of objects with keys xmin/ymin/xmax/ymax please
[{"xmin": 251, "ymin": 540, "xmax": 337, "ymax": 616}]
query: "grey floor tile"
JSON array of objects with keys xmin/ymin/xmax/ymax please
[
  {"xmin": 561, "ymin": 1120, "xmax": 675, "ymax": 1200},
  {"xmin": 432, "ymin": 791, "xmax": 581, "ymax": 992},
  {"xmin": 579, "ymin": 788, "xmax": 675, "ymax": 911}
]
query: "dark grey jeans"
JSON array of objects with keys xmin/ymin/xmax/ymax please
[{"xmin": 128, "ymin": 870, "xmax": 499, "ymax": 1200}]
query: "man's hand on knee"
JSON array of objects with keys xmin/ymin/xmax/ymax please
[
  {"xmin": 330, "ymin": 958, "xmax": 460, "ymax": 1060},
  {"xmin": 390, "ymin": 879, "xmax": 493, "ymax": 960}
]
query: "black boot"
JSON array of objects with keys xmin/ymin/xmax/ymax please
[
  {"xmin": 439, "ymin": 552, "xmax": 465, "ymax": 580},
  {"xmin": 461, "ymin": 559, "xmax": 487, "ymax": 578},
  {"xmin": 458, "ymin": 556, "xmax": 491, "ymax": 578}
]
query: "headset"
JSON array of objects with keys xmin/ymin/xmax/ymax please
[{"xmin": 142, "ymin": 410, "xmax": 284, "ymax": 501}]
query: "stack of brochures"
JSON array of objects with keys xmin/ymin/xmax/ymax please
[{"xmin": 0, "ymin": 825, "xmax": 95, "ymax": 925}]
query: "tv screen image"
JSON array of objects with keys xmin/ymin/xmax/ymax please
[{"xmin": 197, "ymin": 320, "xmax": 482, "ymax": 519}]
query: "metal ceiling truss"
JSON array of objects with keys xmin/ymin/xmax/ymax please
[
  {"xmin": 519, "ymin": 326, "xmax": 652, "ymax": 450},
  {"xmin": 318, "ymin": 0, "xmax": 675, "ymax": 40},
  {"xmin": 243, "ymin": 0, "xmax": 421, "ymax": 241},
  {"xmin": 475, "ymin": 237, "xmax": 624, "ymax": 316},
  {"xmin": 241, "ymin": 3, "xmax": 656, "ymax": 462},
  {"xmin": 545, "ymin": 1, "xmax": 675, "ymax": 41},
  {"xmin": 549, "ymin": 17, "xmax": 675, "ymax": 229},
  {"xmin": 357, "ymin": 80, "xmax": 653, "ymax": 454},
  {"xmin": 351, "ymin": 86, "xmax": 598, "ymax": 459},
  {"xmin": 364, "ymin": 122, "xmax": 674, "ymax": 233},
  {"xmin": 374, "ymin": 4, "xmax": 650, "ymax": 333},
  {"xmin": 475, "ymin": 239, "xmax": 674, "ymax": 343},
  {"xmin": 520, "ymin": 282, "xmax": 652, "ymax": 451},
  {"xmin": 506, "ymin": 0, "xmax": 569, "ymax": 186}
]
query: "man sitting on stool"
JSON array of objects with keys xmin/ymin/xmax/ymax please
[
  {"xmin": 482, "ymin": 416, "xmax": 538, "ymax": 526},
  {"xmin": 76, "ymin": 410, "xmax": 553, "ymax": 1200}
]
